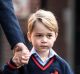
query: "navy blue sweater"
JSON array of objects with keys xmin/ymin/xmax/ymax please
[{"xmin": 3, "ymin": 55, "xmax": 73, "ymax": 74}]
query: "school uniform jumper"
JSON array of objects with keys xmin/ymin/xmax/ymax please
[{"xmin": 3, "ymin": 48, "xmax": 73, "ymax": 74}]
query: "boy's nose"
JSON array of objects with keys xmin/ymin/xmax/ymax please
[{"xmin": 41, "ymin": 36, "xmax": 47, "ymax": 43}]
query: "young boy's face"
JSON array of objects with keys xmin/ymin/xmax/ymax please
[{"xmin": 27, "ymin": 21, "xmax": 58, "ymax": 52}]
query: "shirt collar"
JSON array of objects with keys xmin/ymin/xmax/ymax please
[{"xmin": 31, "ymin": 47, "xmax": 57, "ymax": 58}]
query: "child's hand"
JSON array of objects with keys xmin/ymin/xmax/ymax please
[{"xmin": 12, "ymin": 45, "xmax": 31, "ymax": 68}]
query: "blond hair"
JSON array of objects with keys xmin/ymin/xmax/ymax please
[{"xmin": 28, "ymin": 9, "xmax": 58, "ymax": 34}]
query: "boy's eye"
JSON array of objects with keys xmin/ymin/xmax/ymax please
[
  {"xmin": 35, "ymin": 34, "xmax": 53, "ymax": 38},
  {"xmin": 35, "ymin": 34, "xmax": 43, "ymax": 37},
  {"xmin": 47, "ymin": 34, "xmax": 52, "ymax": 38}
]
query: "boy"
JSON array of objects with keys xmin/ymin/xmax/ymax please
[{"xmin": 3, "ymin": 9, "xmax": 73, "ymax": 74}]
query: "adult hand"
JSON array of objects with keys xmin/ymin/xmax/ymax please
[{"xmin": 12, "ymin": 43, "xmax": 31, "ymax": 67}]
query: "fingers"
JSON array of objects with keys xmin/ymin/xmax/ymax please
[
  {"xmin": 20, "ymin": 50, "xmax": 31, "ymax": 64},
  {"xmin": 13, "ymin": 52, "xmax": 30, "ymax": 67},
  {"xmin": 12, "ymin": 55, "xmax": 21, "ymax": 67},
  {"xmin": 20, "ymin": 56, "xmax": 29, "ymax": 64},
  {"xmin": 12, "ymin": 43, "xmax": 31, "ymax": 67},
  {"xmin": 13, "ymin": 55, "xmax": 29, "ymax": 67}
]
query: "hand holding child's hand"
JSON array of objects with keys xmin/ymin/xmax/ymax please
[{"xmin": 12, "ymin": 43, "xmax": 31, "ymax": 68}]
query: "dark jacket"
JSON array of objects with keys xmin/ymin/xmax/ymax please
[{"xmin": 0, "ymin": 0, "xmax": 25, "ymax": 49}]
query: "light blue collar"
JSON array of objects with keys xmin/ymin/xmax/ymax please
[{"xmin": 31, "ymin": 47, "xmax": 57, "ymax": 58}]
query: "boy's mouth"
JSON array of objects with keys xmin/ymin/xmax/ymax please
[{"xmin": 39, "ymin": 46, "xmax": 48, "ymax": 49}]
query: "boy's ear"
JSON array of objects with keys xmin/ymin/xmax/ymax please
[
  {"xmin": 27, "ymin": 32, "xmax": 32, "ymax": 42},
  {"xmin": 54, "ymin": 33, "xmax": 58, "ymax": 41},
  {"xmin": 55, "ymin": 33, "xmax": 58, "ymax": 38}
]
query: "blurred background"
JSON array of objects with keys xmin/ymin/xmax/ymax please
[{"xmin": 0, "ymin": 0, "xmax": 79, "ymax": 73}]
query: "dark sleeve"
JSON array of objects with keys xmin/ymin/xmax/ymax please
[
  {"xmin": 0, "ymin": 0, "xmax": 25, "ymax": 49},
  {"xmin": 2, "ymin": 59, "xmax": 29, "ymax": 74},
  {"xmin": 64, "ymin": 62, "xmax": 74, "ymax": 74},
  {"xmin": 56, "ymin": 55, "xmax": 74, "ymax": 74},
  {"xmin": 60, "ymin": 57, "xmax": 74, "ymax": 74},
  {"xmin": 3, "ymin": 64, "xmax": 19, "ymax": 74}
]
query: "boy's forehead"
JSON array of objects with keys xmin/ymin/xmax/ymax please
[
  {"xmin": 33, "ymin": 21, "xmax": 48, "ymax": 30},
  {"xmin": 32, "ymin": 23, "xmax": 55, "ymax": 34}
]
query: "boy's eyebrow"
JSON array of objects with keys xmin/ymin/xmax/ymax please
[
  {"xmin": 35, "ymin": 33, "xmax": 42, "ymax": 34},
  {"xmin": 35, "ymin": 33, "xmax": 53, "ymax": 34},
  {"xmin": 47, "ymin": 33, "xmax": 53, "ymax": 34}
]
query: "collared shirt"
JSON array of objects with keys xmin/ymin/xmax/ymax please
[{"xmin": 30, "ymin": 47, "xmax": 58, "ymax": 66}]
